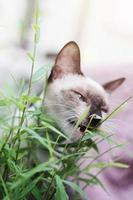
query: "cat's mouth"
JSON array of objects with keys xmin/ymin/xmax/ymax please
[
  {"xmin": 68, "ymin": 115, "xmax": 102, "ymax": 133},
  {"xmin": 68, "ymin": 119, "xmax": 86, "ymax": 132}
]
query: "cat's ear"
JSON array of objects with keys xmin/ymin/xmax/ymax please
[
  {"xmin": 49, "ymin": 41, "xmax": 83, "ymax": 82},
  {"xmin": 103, "ymin": 77, "xmax": 125, "ymax": 93}
]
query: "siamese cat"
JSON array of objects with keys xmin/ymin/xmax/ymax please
[{"xmin": 45, "ymin": 41, "xmax": 125, "ymax": 140}]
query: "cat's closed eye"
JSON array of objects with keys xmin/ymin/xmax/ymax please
[{"xmin": 72, "ymin": 90, "xmax": 86, "ymax": 102}]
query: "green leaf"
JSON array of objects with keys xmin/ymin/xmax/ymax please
[
  {"xmin": 0, "ymin": 173, "xmax": 11, "ymax": 200},
  {"xmin": 89, "ymin": 162, "xmax": 129, "ymax": 169},
  {"xmin": 63, "ymin": 180, "xmax": 89, "ymax": 200},
  {"xmin": 78, "ymin": 173, "xmax": 107, "ymax": 192},
  {"xmin": 95, "ymin": 129, "xmax": 117, "ymax": 145},
  {"xmin": 55, "ymin": 175, "xmax": 68, "ymax": 200},
  {"xmin": 21, "ymin": 95, "xmax": 41, "ymax": 104},
  {"xmin": 10, "ymin": 162, "xmax": 52, "ymax": 189},
  {"xmin": 27, "ymin": 52, "xmax": 34, "ymax": 62},
  {"xmin": 42, "ymin": 121, "xmax": 68, "ymax": 140},
  {"xmin": 86, "ymin": 173, "xmax": 107, "ymax": 192},
  {"xmin": 59, "ymin": 138, "xmax": 98, "ymax": 152},
  {"xmin": 74, "ymin": 106, "xmax": 90, "ymax": 129},
  {"xmin": 31, "ymin": 186, "xmax": 42, "ymax": 200},
  {"xmin": 81, "ymin": 131, "xmax": 98, "ymax": 142},
  {"xmin": 0, "ymin": 99, "xmax": 12, "ymax": 106},
  {"xmin": 32, "ymin": 65, "xmax": 52, "ymax": 83},
  {"xmin": 23, "ymin": 127, "xmax": 57, "ymax": 154},
  {"xmin": 33, "ymin": 24, "xmax": 39, "ymax": 32},
  {"xmin": 100, "ymin": 96, "xmax": 132, "ymax": 124},
  {"xmin": 11, "ymin": 177, "xmax": 42, "ymax": 200}
]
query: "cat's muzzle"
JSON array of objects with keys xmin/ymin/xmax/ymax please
[
  {"xmin": 68, "ymin": 114, "xmax": 102, "ymax": 133},
  {"xmin": 79, "ymin": 114, "xmax": 102, "ymax": 132}
]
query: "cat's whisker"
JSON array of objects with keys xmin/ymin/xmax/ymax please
[
  {"xmin": 56, "ymin": 112, "xmax": 76, "ymax": 118},
  {"xmin": 59, "ymin": 115, "xmax": 78, "ymax": 131},
  {"xmin": 101, "ymin": 124, "xmax": 115, "ymax": 134},
  {"xmin": 61, "ymin": 121, "xmax": 73, "ymax": 132},
  {"xmin": 104, "ymin": 119, "xmax": 128, "ymax": 131},
  {"xmin": 101, "ymin": 121, "xmax": 123, "ymax": 135},
  {"xmin": 45, "ymin": 102, "xmax": 74, "ymax": 109},
  {"xmin": 46, "ymin": 104, "xmax": 76, "ymax": 113},
  {"xmin": 63, "ymin": 116, "xmax": 77, "ymax": 122},
  {"xmin": 55, "ymin": 110, "xmax": 75, "ymax": 115},
  {"xmin": 107, "ymin": 118, "xmax": 129, "ymax": 126},
  {"xmin": 107, "ymin": 118, "xmax": 123, "ymax": 123}
]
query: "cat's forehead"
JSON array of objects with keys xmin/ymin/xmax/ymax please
[{"xmin": 51, "ymin": 74, "xmax": 106, "ymax": 96}]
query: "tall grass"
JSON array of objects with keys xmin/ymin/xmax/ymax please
[{"xmin": 0, "ymin": 2, "xmax": 130, "ymax": 200}]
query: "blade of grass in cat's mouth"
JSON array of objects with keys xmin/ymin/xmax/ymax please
[
  {"xmin": 68, "ymin": 114, "xmax": 102, "ymax": 133},
  {"xmin": 67, "ymin": 119, "xmax": 88, "ymax": 133}
]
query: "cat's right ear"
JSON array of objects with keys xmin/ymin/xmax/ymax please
[
  {"xmin": 48, "ymin": 41, "xmax": 83, "ymax": 82},
  {"xmin": 103, "ymin": 77, "xmax": 125, "ymax": 93}
]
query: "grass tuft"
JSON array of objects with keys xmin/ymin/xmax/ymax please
[{"xmin": 0, "ymin": 2, "xmax": 131, "ymax": 200}]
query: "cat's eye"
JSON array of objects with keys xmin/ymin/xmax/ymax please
[
  {"xmin": 72, "ymin": 90, "xmax": 86, "ymax": 102},
  {"xmin": 77, "ymin": 93, "xmax": 84, "ymax": 101}
]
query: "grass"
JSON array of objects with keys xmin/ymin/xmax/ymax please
[
  {"xmin": 0, "ymin": 92, "xmax": 129, "ymax": 200},
  {"xmin": 0, "ymin": 2, "xmax": 131, "ymax": 200}
]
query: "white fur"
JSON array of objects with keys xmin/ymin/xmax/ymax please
[{"xmin": 45, "ymin": 74, "xmax": 108, "ymax": 138}]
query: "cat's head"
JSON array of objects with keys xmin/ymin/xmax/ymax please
[{"xmin": 45, "ymin": 41, "xmax": 125, "ymax": 138}]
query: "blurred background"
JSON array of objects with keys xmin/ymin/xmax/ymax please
[
  {"xmin": 1, "ymin": 0, "xmax": 133, "ymax": 67},
  {"xmin": 0, "ymin": 0, "xmax": 133, "ymax": 200}
]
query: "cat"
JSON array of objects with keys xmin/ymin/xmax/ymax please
[{"xmin": 45, "ymin": 41, "xmax": 125, "ymax": 140}]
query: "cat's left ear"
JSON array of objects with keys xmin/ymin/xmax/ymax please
[
  {"xmin": 49, "ymin": 41, "xmax": 83, "ymax": 82},
  {"xmin": 103, "ymin": 77, "xmax": 125, "ymax": 93}
]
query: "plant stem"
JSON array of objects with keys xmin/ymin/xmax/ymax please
[
  {"xmin": 44, "ymin": 172, "xmax": 56, "ymax": 200},
  {"xmin": 98, "ymin": 96, "xmax": 132, "ymax": 126},
  {"xmin": 0, "ymin": 173, "xmax": 11, "ymax": 200},
  {"xmin": 48, "ymin": 188, "xmax": 56, "ymax": 200},
  {"xmin": 0, "ymin": 108, "xmax": 17, "ymax": 152},
  {"xmin": 84, "ymin": 143, "xmax": 124, "ymax": 170},
  {"xmin": 14, "ymin": 2, "xmax": 39, "ymax": 162},
  {"xmin": 82, "ymin": 168, "xmax": 105, "ymax": 190}
]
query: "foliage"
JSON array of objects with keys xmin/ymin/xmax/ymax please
[{"xmin": 0, "ymin": 2, "xmax": 130, "ymax": 200}]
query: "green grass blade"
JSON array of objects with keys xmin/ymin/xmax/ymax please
[
  {"xmin": 63, "ymin": 180, "xmax": 89, "ymax": 200},
  {"xmin": 55, "ymin": 175, "xmax": 69, "ymax": 200}
]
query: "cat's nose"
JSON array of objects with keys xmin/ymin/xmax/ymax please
[
  {"xmin": 89, "ymin": 114, "xmax": 102, "ymax": 127},
  {"xmin": 79, "ymin": 115, "xmax": 102, "ymax": 132}
]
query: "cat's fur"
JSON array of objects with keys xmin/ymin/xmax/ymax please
[{"xmin": 45, "ymin": 41, "xmax": 125, "ymax": 139}]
